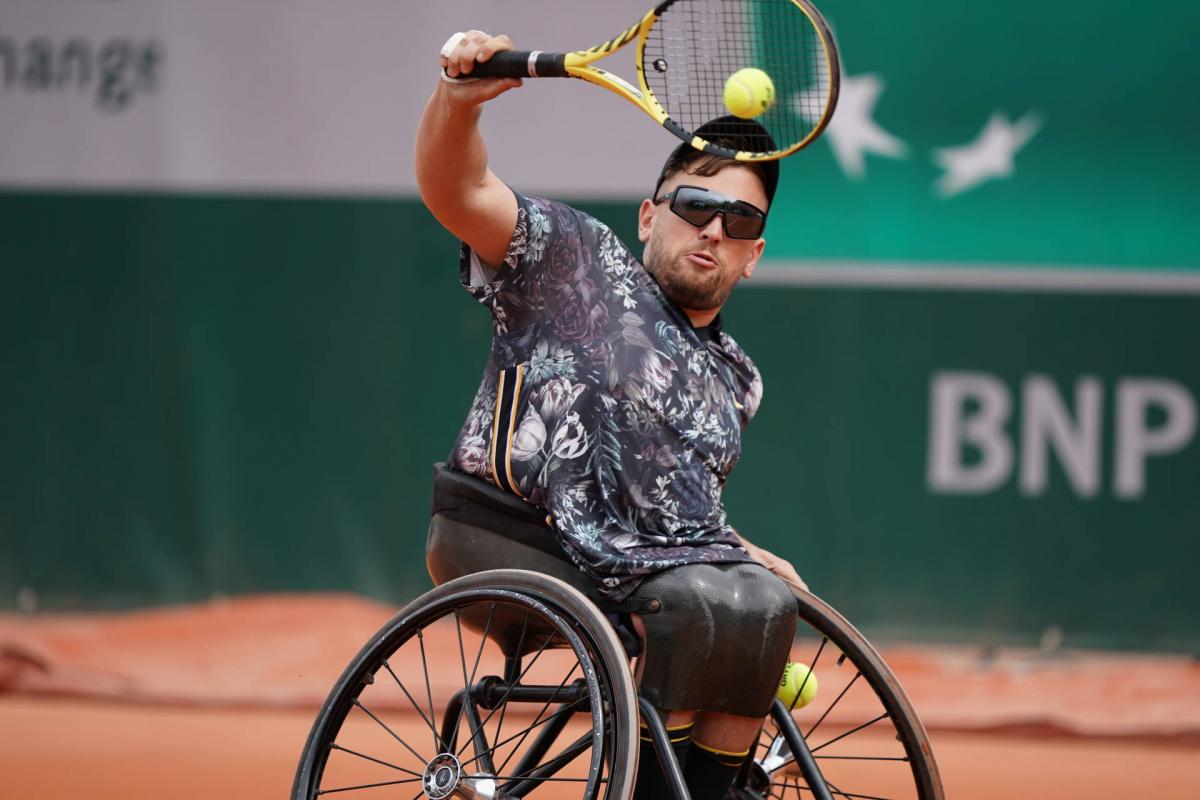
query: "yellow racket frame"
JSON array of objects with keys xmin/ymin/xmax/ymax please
[{"xmin": 560, "ymin": 0, "xmax": 839, "ymax": 162}]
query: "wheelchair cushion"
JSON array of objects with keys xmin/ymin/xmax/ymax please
[
  {"xmin": 426, "ymin": 512, "xmax": 602, "ymax": 605},
  {"xmin": 430, "ymin": 463, "xmax": 560, "ymax": 557},
  {"xmin": 427, "ymin": 464, "xmax": 645, "ymax": 656}
]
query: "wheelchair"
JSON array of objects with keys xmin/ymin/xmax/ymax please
[{"xmin": 293, "ymin": 466, "xmax": 944, "ymax": 799}]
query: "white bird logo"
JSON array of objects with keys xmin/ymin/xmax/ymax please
[
  {"xmin": 794, "ymin": 72, "xmax": 908, "ymax": 180},
  {"xmin": 933, "ymin": 111, "xmax": 1044, "ymax": 198}
]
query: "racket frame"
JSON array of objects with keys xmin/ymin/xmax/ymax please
[{"xmin": 468, "ymin": 0, "xmax": 840, "ymax": 163}]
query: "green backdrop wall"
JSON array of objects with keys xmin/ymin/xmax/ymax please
[{"xmin": 3, "ymin": 190, "xmax": 1197, "ymax": 652}]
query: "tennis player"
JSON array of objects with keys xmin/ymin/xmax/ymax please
[{"xmin": 418, "ymin": 30, "xmax": 807, "ymax": 800}]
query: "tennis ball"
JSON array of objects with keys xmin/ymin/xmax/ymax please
[
  {"xmin": 723, "ymin": 68, "xmax": 776, "ymax": 119},
  {"xmin": 777, "ymin": 661, "xmax": 818, "ymax": 709}
]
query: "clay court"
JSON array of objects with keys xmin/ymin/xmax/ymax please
[{"xmin": 3, "ymin": 594, "xmax": 1198, "ymax": 798}]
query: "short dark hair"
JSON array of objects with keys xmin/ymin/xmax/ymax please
[{"xmin": 652, "ymin": 116, "xmax": 780, "ymax": 212}]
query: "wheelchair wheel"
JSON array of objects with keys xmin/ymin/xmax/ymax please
[
  {"xmin": 293, "ymin": 569, "xmax": 639, "ymax": 799},
  {"xmin": 735, "ymin": 590, "xmax": 944, "ymax": 800}
]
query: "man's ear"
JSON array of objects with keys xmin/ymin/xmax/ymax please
[
  {"xmin": 742, "ymin": 237, "xmax": 766, "ymax": 279},
  {"xmin": 637, "ymin": 199, "xmax": 656, "ymax": 244}
]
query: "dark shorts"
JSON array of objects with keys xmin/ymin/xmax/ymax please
[{"xmin": 634, "ymin": 561, "xmax": 796, "ymax": 717}]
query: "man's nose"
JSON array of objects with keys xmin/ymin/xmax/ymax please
[{"xmin": 698, "ymin": 213, "xmax": 725, "ymax": 241}]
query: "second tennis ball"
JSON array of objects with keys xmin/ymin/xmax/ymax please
[
  {"xmin": 777, "ymin": 661, "xmax": 818, "ymax": 709},
  {"xmin": 723, "ymin": 68, "xmax": 776, "ymax": 119}
]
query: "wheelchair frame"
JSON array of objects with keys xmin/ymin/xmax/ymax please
[{"xmin": 292, "ymin": 568, "xmax": 943, "ymax": 800}]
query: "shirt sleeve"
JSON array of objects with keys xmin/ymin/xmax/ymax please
[{"xmin": 458, "ymin": 191, "xmax": 584, "ymax": 333}]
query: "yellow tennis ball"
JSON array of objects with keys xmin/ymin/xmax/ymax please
[
  {"xmin": 777, "ymin": 661, "xmax": 818, "ymax": 709},
  {"xmin": 723, "ymin": 68, "xmax": 775, "ymax": 119}
]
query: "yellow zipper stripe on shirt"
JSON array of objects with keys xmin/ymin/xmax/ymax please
[
  {"xmin": 504, "ymin": 364, "xmax": 526, "ymax": 498},
  {"xmin": 489, "ymin": 369, "xmax": 507, "ymax": 491}
]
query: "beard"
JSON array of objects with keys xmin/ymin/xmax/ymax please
[{"xmin": 643, "ymin": 236, "xmax": 739, "ymax": 312}]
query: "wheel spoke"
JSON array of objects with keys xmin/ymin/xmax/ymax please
[
  {"xmin": 417, "ymin": 628, "xmax": 439, "ymax": 754},
  {"xmin": 328, "ymin": 743, "xmax": 423, "ymax": 776},
  {"xmin": 462, "ymin": 602, "xmax": 499, "ymax": 766},
  {"xmin": 491, "ymin": 620, "xmax": 530, "ymax": 765},
  {"xmin": 491, "ymin": 688, "xmax": 512, "ymax": 772},
  {"xmin": 499, "ymin": 730, "xmax": 597, "ymax": 797},
  {"xmin": 771, "ymin": 775, "xmax": 802, "ymax": 799},
  {"xmin": 452, "ymin": 607, "xmax": 497, "ymax": 769},
  {"xmin": 460, "ymin": 695, "xmax": 588, "ymax": 770},
  {"xmin": 493, "ymin": 663, "xmax": 581, "ymax": 777},
  {"xmin": 454, "ymin": 623, "xmax": 556, "ymax": 760},
  {"xmin": 453, "ymin": 609, "xmax": 478, "ymax": 753},
  {"xmin": 468, "ymin": 602, "xmax": 498, "ymax": 688},
  {"xmin": 805, "ymin": 671, "xmax": 862, "ymax": 740},
  {"xmin": 382, "ymin": 660, "xmax": 444, "ymax": 753},
  {"xmin": 825, "ymin": 777, "xmax": 898, "ymax": 800},
  {"xmin": 314, "ymin": 776, "xmax": 422, "ymax": 794},
  {"xmin": 352, "ymin": 699, "xmax": 426, "ymax": 764},
  {"xmin": 811, "ymin": 712, "xmax": 890, "ymax": 755}
]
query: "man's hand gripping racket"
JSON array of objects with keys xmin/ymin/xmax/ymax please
[{"xmin": 440, "ymin": 0, "xmax": 840, "ymax": 162}]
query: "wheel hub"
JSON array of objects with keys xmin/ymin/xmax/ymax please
[{"xmin": 423, "ymin": 753, "xmax": 462, "ymax": 799}]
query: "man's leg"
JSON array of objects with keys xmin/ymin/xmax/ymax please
[
  {"xmin": 691, "ymin": 711, "xmax": 763, "ymax": 752},
  {"xmin": 685, "ymin": 711, "xmax": 762, "ymax": 799},
  {"xmin": 630, "ymin": 563, "xmax": 796, "ymax": 799},
  {"xmin": 632, "ymin": 709, "xmax": 696, "ymax": 799},
  {"xmin": 632, "ymin": 709, "xmax": 762, "ymax": 800}
]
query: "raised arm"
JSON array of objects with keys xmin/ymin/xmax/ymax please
[{"xmin": 416, "ymin": 31, "xmax": 523, "ymax": 268}]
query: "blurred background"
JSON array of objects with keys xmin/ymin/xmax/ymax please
[{"xmin": 2, "ymin": 0, "xmax": 1198, "ymax": 797}]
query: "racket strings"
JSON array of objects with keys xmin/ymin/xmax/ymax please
[{"xmin": 643, "ymin": 0, "xmax": 834, "ymax": 156}]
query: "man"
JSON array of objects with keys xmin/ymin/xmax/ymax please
[{"xmin": 418, "ymin": 30, "xmax": 807, "ymax": 800}]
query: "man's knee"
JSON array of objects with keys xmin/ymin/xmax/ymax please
[{"xmin": 635, "ymin": 562, "xmax": 797, "ymax": 716}]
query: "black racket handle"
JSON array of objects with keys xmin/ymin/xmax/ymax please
[{"xmin": 466, "ymin": 50, "xmax": 568, "ymax": 79}]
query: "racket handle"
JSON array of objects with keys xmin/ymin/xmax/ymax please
[{"xmin": 468, "ymin": 50, "xmax": 568, "ymax": 79}]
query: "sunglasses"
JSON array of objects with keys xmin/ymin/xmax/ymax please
[{"xmin": 654, "ymin": 184, "xmax": 767, "ymax": 240}]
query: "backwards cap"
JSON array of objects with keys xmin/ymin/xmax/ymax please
[{"xmin": 652, "ymin": 116, "xmax": 780, "ymax": 209}]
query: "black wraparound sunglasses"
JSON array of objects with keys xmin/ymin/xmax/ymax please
[{"xmin": 653, "ymin": 185, "xmax": 767, "ymax": 240}]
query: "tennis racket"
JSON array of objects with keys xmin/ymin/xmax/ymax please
[{"xmin": 455, "ymin": 0, "xmax": 839, "ymax": 162}]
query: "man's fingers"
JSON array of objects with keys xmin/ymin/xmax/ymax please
[
  {"xmin": 777, "ymin": 564, "xmax": 809, "ymax": 594},
  {"xmin": 439, "ymin": 31, "xmax": 467, "ymax": 59},
  {"xmin": 476, "ymin": 34, "xmax": 513, "ymax": 63},
  {"xmin": 441, "ymin": 30, "xmax": 512, "ymax": 77},
  {"xmin": 456, "ymin": 30, "xmax": 491, "ymax": 75},
  {"xmin": 442, "ymin": 31, "xmax": 471, "ymax": 77},
  {"xmin": 437, "ymin": 30, "xmax": 521, "ymax": 101},
  {"xmin": 457, "ymin": 44, "xmax": 482, "ymax": 75}
]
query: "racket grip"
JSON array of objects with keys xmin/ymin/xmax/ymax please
[{"xmin": 468, "ymin": 50, "xmax": 567, "ymax": 79}]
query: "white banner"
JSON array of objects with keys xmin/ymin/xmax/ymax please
[{"xmin": 0, "ymin": 0, "xmax": 668, "ymax": 196}]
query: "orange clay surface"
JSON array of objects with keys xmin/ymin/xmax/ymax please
[{"xmin": 3, "ymin": 593, "xmax": 1200, "ymax": 799}]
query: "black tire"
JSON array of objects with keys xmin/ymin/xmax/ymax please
[
  {"xmin": 293, "ymin": 569, "xmax": 640, "ymax": 799},
  {"xmin": 736, "ymin": 590, "xmax": 944, "ymax": 800}
]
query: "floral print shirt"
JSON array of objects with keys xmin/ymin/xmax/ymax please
[{"xmin": 448, "ymin": 192, "xmax": 761, "ymax": 599}]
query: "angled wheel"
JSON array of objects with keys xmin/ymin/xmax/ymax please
[
  {"xmin": 293, "ymin": 569, "xmax": 639, "ymax": 799},
  {"xmin": 736, "ymin": 590, "xmax": 944, "ymax": 800}
]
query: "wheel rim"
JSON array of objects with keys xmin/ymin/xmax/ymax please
[{"xmin": 305, "ymin": 588, "xmax": 621, "ymax": 799}]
